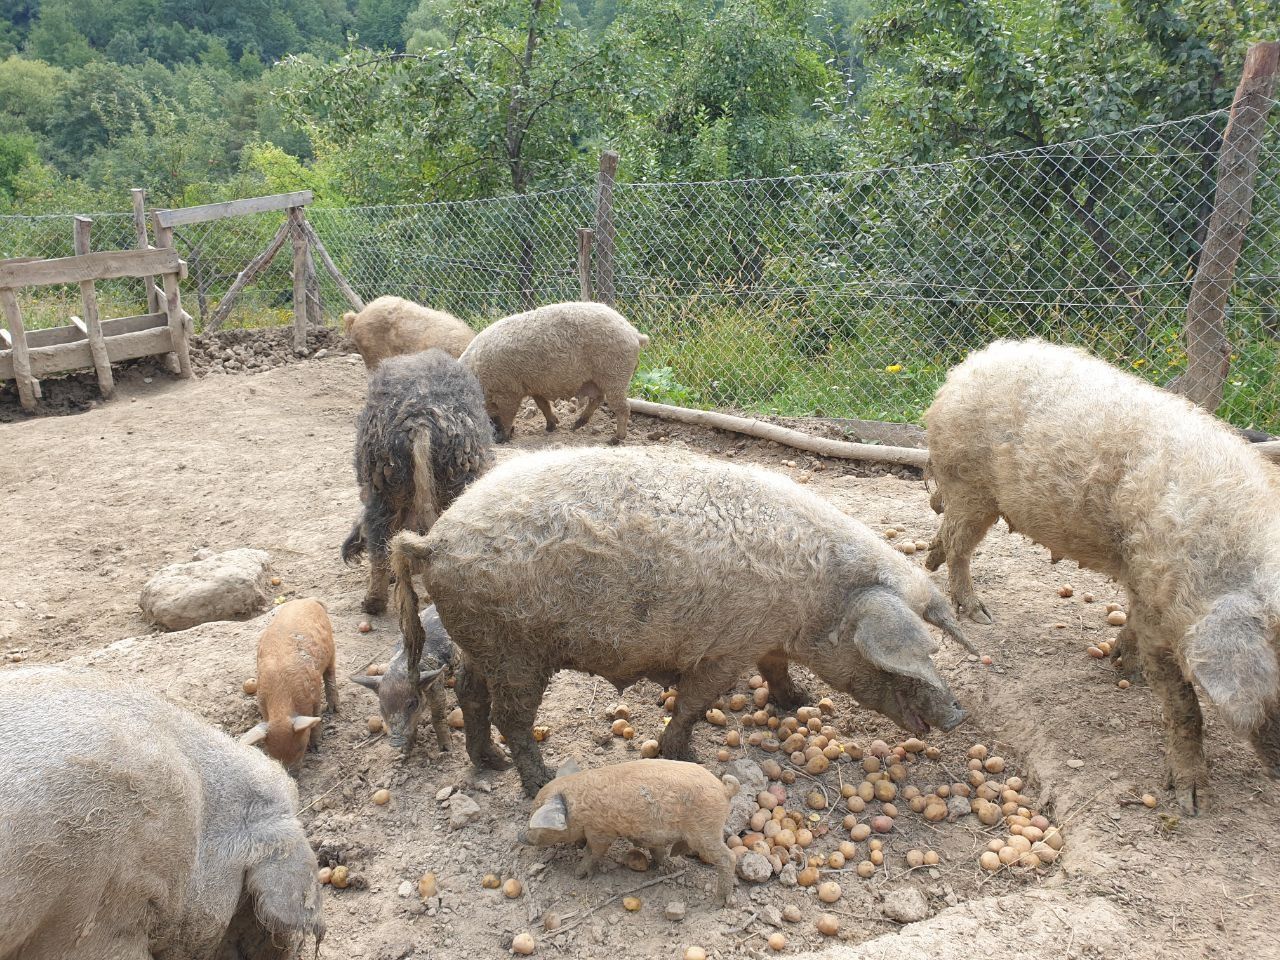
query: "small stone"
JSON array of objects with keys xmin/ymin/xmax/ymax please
[
  {"xmin": 737, "ymin": 852, "xmax": 773, "ymax": 883},
  {"xmin": 447, "ymin": 793, "xmax": 481, "ymax": 828},
  {"xmin": 436, "ymin": 785, "xmax": 455, "ymax": 801},
  {"xmin": 1066, "ymin": 759, "xmax": 1085, "ymax": 769},
  {"xmin": 778, "ymin": 863, "xmax": 798, "ymax": 887},
  {"xmin": 880, "ymin": 887, "xmax": 931, "ymax": 924},
  {"xmin": 664, "ymin": 901, "xmax": 686, "ymax": 922},
  {"xmin": 398, "ymin": 880, "xmax": 414, "ymax": 898},
  {"xmin": 947, "ymin": 796, "xmax": 971, "ymax": 821}
]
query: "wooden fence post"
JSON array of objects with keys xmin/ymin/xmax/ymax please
[
  {"xmin": 0, "ymin": 287, "xmax": 37, "ymax": 410},
  {"xmin": 577, "ymin": 228, "xmax": 595, "ymax": 301},
  {"xmin": 288, "ymin": 206, "xmax": 308, "ymax": 352},
  {"xmin": 594, "ymin": 150, "xmax": 619, "ymax": 307},
  {"xmin": 150, "ymin": 211, "xmax": 194, "ymax": 378},
  {"xmin": 1178, "ymin": 40, "xmax": 1279, "ymax": 411},
  {"xmin": 299, "ymin": 220, "xmax": 364, "ymax": 312},
  {"xmin": 131, "ymin": 189, "xmax": 159, "ymax": 314},
  {"xmin": 72, "ymin": 216, "xmax": 114, "ymax": 399},
  {"xmin": 304, "ymin": 241, "xmax": 322, "ymax": 328}
]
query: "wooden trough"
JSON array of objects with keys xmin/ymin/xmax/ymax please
[{"xmin": 0, "ymin": 245, "xmax": 190, "ymax": 411}]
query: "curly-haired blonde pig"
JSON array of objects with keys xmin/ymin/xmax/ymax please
[
  {"xmin": 458, "ymin": 301, "xmax": 648, "ymax": 443},
  {"xmin": 925, "ymin": 338, "xmax": 1280, "ymax": 813},
  {"xmin": 241, "ymin": 597, "xmax": 338, "ymax": 768},
  {"xmin": 520, "ymin": 758, "xmax": 740, "ymax": 904},
  {"xmin": 0, "ymin": 668, "xmax": 324, "ymax": 959},
  {"xmin": 342, "ymin": 296, "xmax": 475, "ymax": 370},
  {"xmin": 392, "ymin": 446, "xmax": 973, "ymax": 796}
]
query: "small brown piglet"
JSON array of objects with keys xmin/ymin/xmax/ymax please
[
  {"xmin": 240, "ymin": 597, "xmax": 338, "ymax": 768},
  {"xmin": 519, "ymin": 758, "xmax": 739, "ymax": 905}
]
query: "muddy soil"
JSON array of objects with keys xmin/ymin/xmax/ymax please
[{"xmin": 1, "ymin": 346, "xmax": 1276, "ymax": 960}]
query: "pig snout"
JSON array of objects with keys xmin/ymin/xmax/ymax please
[
  {"xmin": 936, "ymin": 699, "xmax": 967, "ymax": 732},
  {"xmin": 516, "ymin": 830, "xmax": 530, "ymax": 844}
]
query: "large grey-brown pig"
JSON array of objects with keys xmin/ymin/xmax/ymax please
[
  {"xmin": 0, "ymin": 668, "xmax": 324, "ymax": 960},
  {"xmin": 391, "ymin": 446, "xmax": 974, "ymax": 796}
]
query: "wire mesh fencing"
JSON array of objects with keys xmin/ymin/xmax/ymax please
[{"xmin": 2, "ymin": 102, "xmax": 1277, "ymax": 432}]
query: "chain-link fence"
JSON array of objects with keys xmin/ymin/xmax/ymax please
[{"xmin": 3, "ymin": 102, "xmax": 1277, "ymax": 432}]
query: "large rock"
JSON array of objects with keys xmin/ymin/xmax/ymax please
[
  {"xmin": 139, "ymin": 549, "xmax": 272, "ymax": 630},
  {"xmin": 723, "ymin": 758, "xmax": 767, "ymax": 836}
]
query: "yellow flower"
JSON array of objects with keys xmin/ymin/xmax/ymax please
[
  {"xmin": 1132, "ymin": 358, "xmax": 1147, "ymax": 368},
  {"xmin": 885, "ymin": 364, "xmax": 903, "ymax": 373}
]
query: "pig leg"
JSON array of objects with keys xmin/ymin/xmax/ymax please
[
  {"xmin": 605, "ymin": 385, "xmax": 631, "ymax": 444},
  {"xmin": 1248, "ymin": 707, "xmax": 1280, "ymax": 780},
  {"xmin": 757, "ymin": 651, "xmax": 809, "ymax": 709},
  {"xmin": 361, "ymin": 494, "xmax": 399, "ymax": 615},
  {"xmin": 576, "ymin": 833, "xmax": 615, "ymax": 878},
  {"xmin": 1136, "ymin": 613, "xmax": 1207, "ymax": 814},
  {"xmin": 1110, "ymin": 623, "xmax": 1143, "ymax": 683},
  {"xmin": 924, "ymin": 490, "xmax": 997, "ymax": 625},
  {"xmin": 324, "ymin": 664, "xmax": 339, "ymax": 714},
  {"xmin": 426, "ymin": 683, "xmax": 451, "ymax": 752},
  {"xmin": 532, "ymin": 395, "xmax": 559, "ymax": 431},
  {"xmin": 572, "ymin": 383, "xmax": 602, "ymax": 429},
  {"xmin": 691, "ymin": 834, "xmax": 737, "ymax": 906},
  {"xmin": 660, "ymin": 660, "xmax": 743, "ymax": 761},
  {"xmin": 647, "ymin": 843, "xmax": 672, "ymax": 870},
  {"xmin": 489, "ymin": 670, "xmax": 553, "ymax": 795},
  {"xmin": 455, "ymin": 661, "xmax": 510, "ymax": 772}
]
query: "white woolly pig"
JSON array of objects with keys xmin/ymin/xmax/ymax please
[
  {"xmin": 458, "ymin": 301, "xmax": 649, "ymax": 443},
  {"xmin": 924, "ymin": 338, "xmax": 1280, "ymax": 813},
  {"xmin": 342, "ymin": 295, "xmax": 476, "ymax": 370},
  {"xmin": 0, "ymin": 667, "xmax": 324, "ymax": 959},
  {"xmin": 392, "ymin": 445, "xmax": 973, "ymax": 796},
  {"xmin": 519, "ymin": 758, "xmax": 740, "ymax": 904}
]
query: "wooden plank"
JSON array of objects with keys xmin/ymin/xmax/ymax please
[
  {"xmin": 0, "ymin": 248, "xmax": 183, "ymax": 289},
  {"xmin": 155, "ymin": 191, "xmax": 313, "ymax": 229},
  {"xmin": 0, "ymin": 328, "xmax": 9, "ymax": 347},
  {"xmin": 132, "ymin": 188, "xmax": 160, "ymax": 314},
  {"xmin": 69, "ymin": 315, "xmax": 87, "ymax": 335},
  {"xmin": 577, "ymin": 228, "xmax": 594, "ymax": 301},
  {"xmin": 289, "ymin": 207, "xmax": 308, "ymax": 352},
  {"xmin": 594, "ymin": 151, "xmax": 619, "ymax": 306},
  {"xmin": 205, "ymin": 219, "xmax": 293, "ymax": 331},
  {"xmin": 74, "ymin": 216, "xmax": 115, "ymax": 399},
  {"xmin": 101, "ymin": 312, "xmax": 169, "ymax": 337},
  {"xmin": 0, "ymin": 326, "xmax": 175, "ymax": 381},
  {"xmin": 300, "ymin": 220, "xmax": 363, "ymax": 311},
  {"xmin": 26, "ymin": 325, "xmax": 85, "ymax": 348},
  {"xmin": 1178, "ymin": 40, "xmax": 1279, "ymax": 411},
  {"xmin": 0, "ymin": 288, "xmax": 38, "ymax": 409},
  {"xmin": 151, "ymin": 213, "xmax": 193, "ymax": 379}
]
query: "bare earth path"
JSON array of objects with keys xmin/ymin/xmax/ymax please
[{"xmin": 2, "ymin": 355, "xmax": 1276, "ymax": 960}]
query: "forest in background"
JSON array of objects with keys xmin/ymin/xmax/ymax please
[{"xmin": 0, "ymin": 0, "xmax": 1269, "ymax": 212}]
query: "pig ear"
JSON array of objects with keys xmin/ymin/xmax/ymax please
[
  {"xmin": 528, "ymin": 793, "xmax": 568, "ymax": 832},
  {"xmin": 555, "ymin": 757, "xmax": 582, "ymax": 779},
  {"xmin": 1186, "ymin": 593, "xmax": 1278, "ymax": 732},
  {"xmin": 292, "ymin": 715, "xmax": 323, "ymax": 733},
  {"xmin": 849, "ymin": 588, "xmax": 944, "ymax": 687},
  {"xmin": 350, "ymin": 667, "xmax": 382, "ymax": 691},
  {"xmin": 417, "ymin": 666, "xmax": 447, "ymax": 690},
  {"xmin": 240, "ymin": 722, "xmax": 269, "ymax": 747},
  {"xmin": 923, "ymin": 592, "xmax": 978, "ymax": 655}
]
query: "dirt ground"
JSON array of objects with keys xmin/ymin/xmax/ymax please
[{"xmin": 2, "ymin": 344, "xmax": 1278, "ymax": 960}]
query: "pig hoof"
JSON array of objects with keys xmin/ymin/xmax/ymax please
[
  {"xmin": 1174, "ymin": 785, "xmax": 1200, "ymax": 815},
  {"xmin": 924, "ymin": 546, "xmax": 945, "ymax": 571},
  {"xmin": 545, "ymin": 423, "xmax": 558, "ymax": 432},
  {"xmin": 479, "ymin": 746, "xmax": 510, "ymax": 771},
  {"xmin": 608, "ymin": 436, "xmax": 624, "ymax": 446},
  {"xmin": 362, "ymin": 595, "xmax": 387, "ymax": 615},
  {"xmin": 960, "ymin": 599, "xmax": 992, "ymax": 625}
]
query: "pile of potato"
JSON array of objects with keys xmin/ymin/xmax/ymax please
[{"xmin": 622, "ymin": 678, "xmax": 1068, "ymax": 892}]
